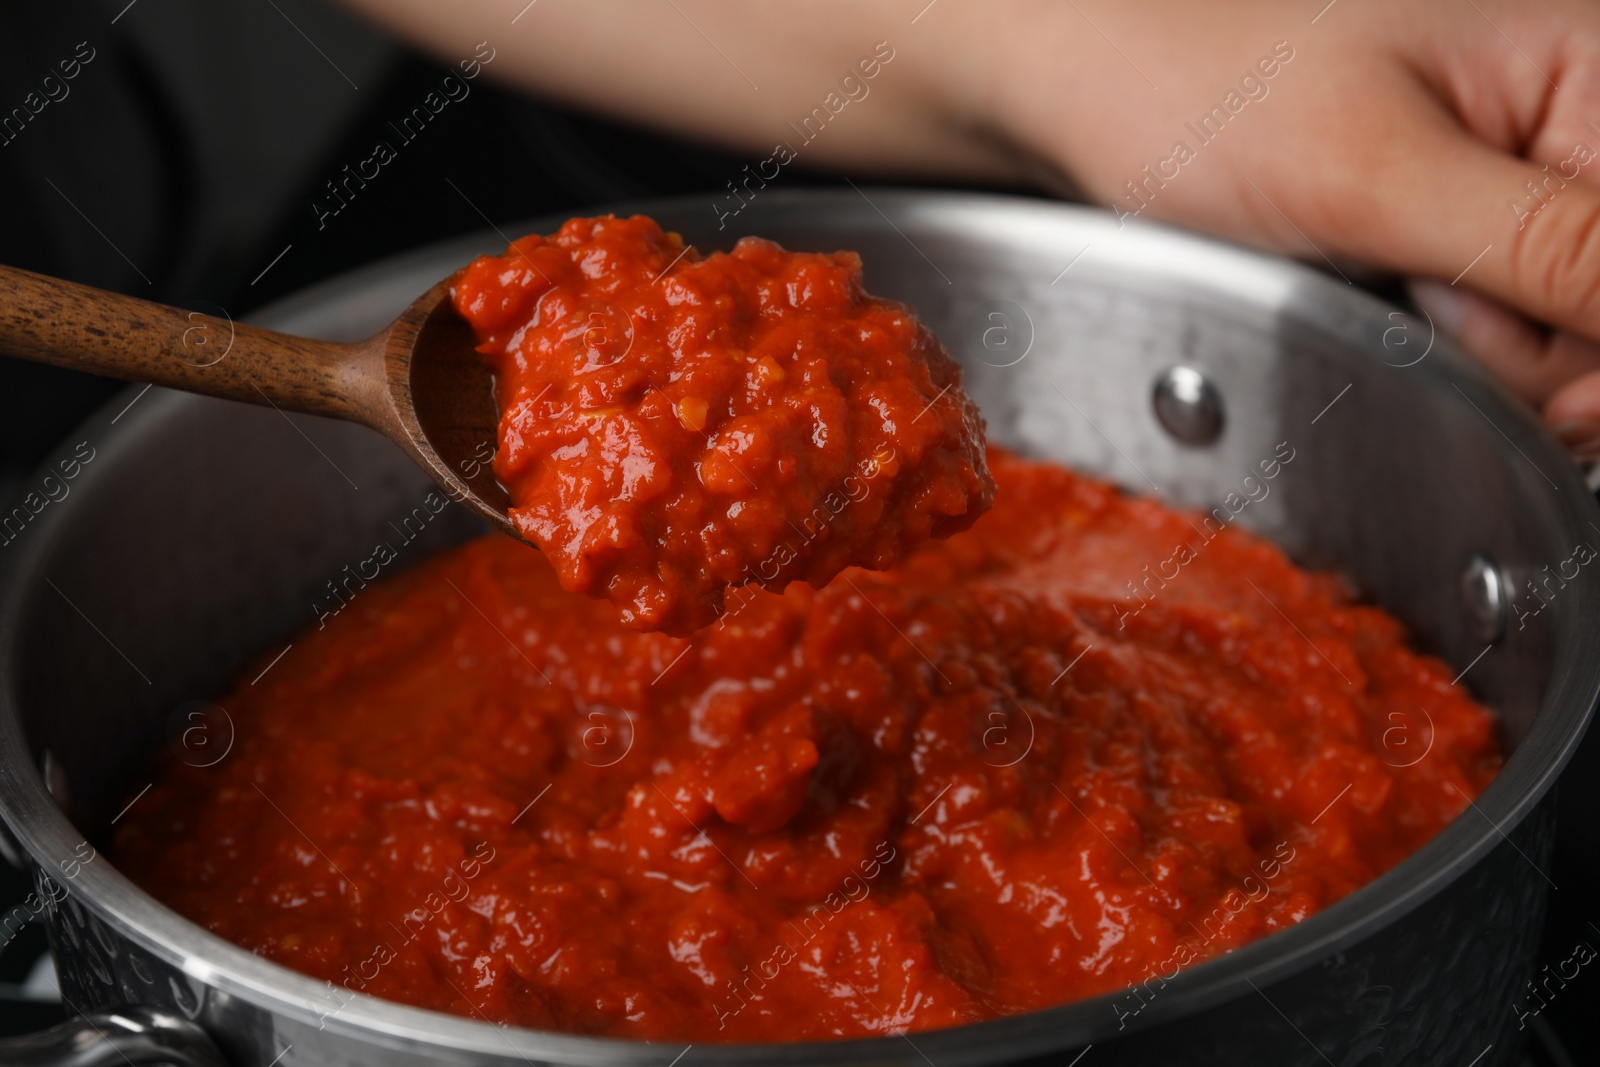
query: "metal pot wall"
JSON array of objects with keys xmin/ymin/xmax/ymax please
[{"xmin": 0, "ymin": 190, "xmax": 1593, "ymax": 1066}]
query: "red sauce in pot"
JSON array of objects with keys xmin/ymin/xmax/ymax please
[
  {"xmin": 114, "ymin": 449, "xmax": 1498, "ymax": 1042},
  {"xmin": 450, "ymin": 215, "xmax": 994, "ymax": 635}
]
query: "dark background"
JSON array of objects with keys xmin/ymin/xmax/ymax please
[{"xmin": 0, "ymin": 1, "xmax": 1593, "ymax": 1061}]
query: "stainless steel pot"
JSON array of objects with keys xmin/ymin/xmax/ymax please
[{"xmin": 0, "ymin": 190, "xmax": 1593, "ymax": 1066}]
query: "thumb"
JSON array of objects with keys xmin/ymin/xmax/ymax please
[{"xmin": 1341, "ymin": 125, "xmax": 1600, "ymax": 342}]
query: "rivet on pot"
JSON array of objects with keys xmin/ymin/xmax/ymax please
[
  {"xmin": 1152, "ymin": 365, "xmax": 1225, "ymax": 445},
  {"xmin": 1460, "ymin": 553, "xmax": 1508, "ymax": 644}
]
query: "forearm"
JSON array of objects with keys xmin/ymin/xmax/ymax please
[{"xmin": 338, "ymin": 0, "xmax": 1026, "ymax": 182}]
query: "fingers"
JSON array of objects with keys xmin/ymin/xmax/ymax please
[
  {"xmin": 1543, "ymin": 372, "xmax": 1600, "ymax": 455},
  {"xmin": 1410, "ymin": 275, "xmax": 1600, "ymax": 454},
  {"xmin": 1409, "ymin": 279, "xmax": 1600, "ymax": 406}
]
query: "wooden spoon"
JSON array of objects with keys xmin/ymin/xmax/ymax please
[{"xmin": 0, "ymin": 264, "xmax": 518, "ymax": 538}]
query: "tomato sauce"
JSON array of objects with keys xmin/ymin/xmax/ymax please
[
  {"xmin": 449, "ymin": 215, "xmax": 994, "ymax": 635},
  {"xmin": 114, "ymin": 448, "xmax": 1498, "ymax": 1041},
  {"xmin": 116, "ymin": 451, "xmax": 1497, "ymax": 1043}
]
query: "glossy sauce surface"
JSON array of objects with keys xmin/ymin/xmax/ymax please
[
  {"xmin": 115, "ymin": 450, "xmax": 1499, "ymax": 1041},
  {"xmin": 451, "ymin": 215, "xmax": 993, "ymax": 634}
]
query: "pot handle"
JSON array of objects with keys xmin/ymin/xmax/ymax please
[{"xmin": 0, "ymin": 1007, "xmax": 227, "ymax": 1067}]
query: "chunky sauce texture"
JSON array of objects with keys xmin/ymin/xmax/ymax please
[
  {"xmin": 115, "ymin": 450, "xmax": 1499, "ymax": 1041},
  {"xmin": 451, "ymin": 215, "xmax": 993, "ymax": 634}
]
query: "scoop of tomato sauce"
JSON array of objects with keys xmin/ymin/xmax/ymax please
[
  {"xmin": 450, "ymin": 215, "xmax": 994, "ymax": 635},
  {"xmin": 114, "ymin": 449, "xmax": 1498, "ymax": 1042}
]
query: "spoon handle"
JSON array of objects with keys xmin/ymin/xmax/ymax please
[{"xmin": 0, "ymin": 264, "xmax": 387, "ymax": 426}]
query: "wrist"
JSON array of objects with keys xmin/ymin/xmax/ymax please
[{"xmin": 894, "ymin": 1, "xmax": 1082, "ymax": 191}]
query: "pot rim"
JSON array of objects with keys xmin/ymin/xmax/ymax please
[{"xmin": 1, "ymin": 188, "xmax": 1595, "ymax": 1064}]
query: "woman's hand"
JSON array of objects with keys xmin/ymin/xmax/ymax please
[{"xmin": 939, "ymin": 0, "xmax": 1600, "ymax": 447}]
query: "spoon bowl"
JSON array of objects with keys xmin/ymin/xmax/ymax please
[{"xmin": 381, "ymin": 275, "xmax": 514, "ymax": 534}]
